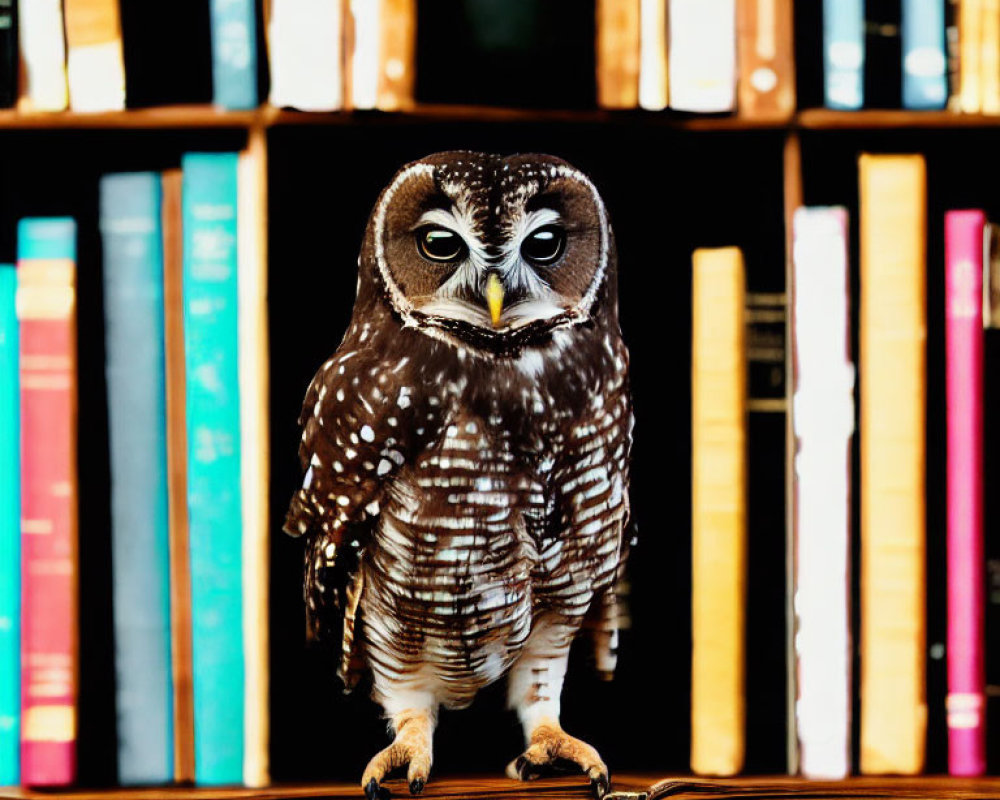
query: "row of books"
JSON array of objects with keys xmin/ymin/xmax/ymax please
[
  {"xmin": 0, "ymin": 151, "xmax": 269, "ymax": 787},
  {"xmin": 690, "ymin": 153, "xmax": 999, "ymax": 779}
]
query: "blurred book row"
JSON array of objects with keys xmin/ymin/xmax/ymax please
[
  {"xmin": 690, "ymin": 154, "xmax": 1000, "ymax": 780},
  {"xmin": 0, "ymin": 151, "xmax": 269, "ymax": 788}
]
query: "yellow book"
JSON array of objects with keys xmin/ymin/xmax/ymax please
[
  {"xmin": 959, "ymin": 0, "xmax": 984, "ymax": 112},
  {"xmin": 858, "ymin": 154, "xmax": 927, "ymax": 775},
  {"xmin": 596, "ymin": 0, "xmax": 641, "ymax": 108},
  {"xmin": 981, "ymin": 0, "xmax": 1000, "ymax": 113},
  {"xmin": 690, "ymin": 246, "xmax": 747, "ymax": 777}
]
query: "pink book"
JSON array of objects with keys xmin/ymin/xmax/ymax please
[{"xmin": 944, "ymin": 209, "xmax": 987, "ymax": 776}]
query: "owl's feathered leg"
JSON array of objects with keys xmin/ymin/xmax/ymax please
[
  {"xmin": 361, "ymin": 704, "xmax": 436, "ymax": 799},
  {"xmin": 505, "ymin": 615, "xmax": 610, "ymax": 799}
]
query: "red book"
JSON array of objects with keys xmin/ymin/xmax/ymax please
[
  {"xmin": 17, "ymin": 219, "xmax": 78, "ymax": 787},
  {"xmin": 944, "ymin": 209, "xmax": 987, "ymax": 776}
]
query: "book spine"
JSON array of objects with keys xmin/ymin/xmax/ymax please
[
  {"xmin": 16, "ymin": 0, "xmax": 67, "ymax": 111},
  {"xmin": 737, "ymin": 0, "xmax": 796, "ymax": 118},
  {"xmin": 858, "ymin": 154, "xmax": 927, "ymax": 775},
  {"xmin": 690, "ymin": 246, "xmax": 746, "ymax": 777},
  {"xmin": 980, "ymin": 0, "xmax": 1000, "ymax": 113},
  {"xmin": 162, "ymin": 168, "xmax": 195, "ymax": 784},
  {"xmin": 376, "ymin": 0, "xmax": 415, "ymax": 110},
  {"xmin": 668, "ymin": 0, "xmax": 736, "ymax": 111},
  {"xmin": 267, "ymin": 0, "xmax": 342, "ymax": 111},
  {"xmin": 63, "ymin": 0, "xmax": 125, "ymax": 111},
  {"xmin": 791, "ymin": 207, "xmax": 853, "ymax": 779},
  {"xmin": 638, "ymin": 0, "xmax": 668, "ymax": 110},
  {"xmin": 209, "ymin": 0, "xmax": 258, "ymax": 110},
  {"xmin": 944, "ymin": 209, "xmax": 987, "ymax": 776},
  {"xmin": 99, "ymin": 173, "xmax": 173, "ymax": 785},
  {"xmin": 181, "ymin": 153, "xmax": 244, "ymax": 785},
  {"xmin": 595, "ymin": 0, "xmax": 640, "ymax": 108},
  {"xmin": 958, "ymin": 0, "xmax": 983, "ymax": 111},
  {"xmin": 823, "ymin": 0, "xmax": 864, "ymax": 109},
  {"xmin": 348, "ymin": 0, "xmax": 379, "ymax": 109},
  {"xmin": 902, "ymin": 0, "xmax": 948, "ymax": 108},
  {"xmin": 0, "ymin": 265, "xmax": 17, "ymax": 786},
  {"xmin": 16, "ymin": 218, "xmax": 77, "ymax": 787},
  {"xmin": 0, "ymin": 0, "xmax": 17, "ymax": 108}
]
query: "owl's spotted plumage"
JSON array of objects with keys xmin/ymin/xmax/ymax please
[{"xmin": 284, "ymin": 152, "xmax": 632, "ymax": 799}]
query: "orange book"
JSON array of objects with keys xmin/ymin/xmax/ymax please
[
  {"xmin": 62, "ymin": 0, "xmax": 125, "ymax": 111},
  {"xmin": 161, "ymin": 168, "xmax": 195, "ymax": 785},
  {"xmin": 690, "ymin": 246, "xmax": 747, "ymax": 777},
  {"xmin": 959, "ymin": 0, "xmax": 984, "ymax": 111},
  {"xmin": 858, "ymin": 153, "xmax": 927, "ymax": 775},
  {"xmin": 981, "ymin": 0, "xmax": 1000, "ymax": 113},
  {"xmin": 737, "ymin": 0, "xmax": 795, "ymax": 119},
  {"xmin": 596, "ymin": 0, "xmax": 641, "ymax": 108},
  {"xmin": 377, "ymin": 0, "xmax": 416, "ymax": 110}
]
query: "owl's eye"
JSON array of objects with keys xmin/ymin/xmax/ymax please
[
  {"xmin": 416, "ymin": 226, "xmax": 466, "ymax": 263},
  {"xmin": 521, "ymin": 225, "xmax": 565, "ymax": 266}
]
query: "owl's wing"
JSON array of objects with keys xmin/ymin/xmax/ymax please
[{"xmin": 284, "ymin": 347, "xmax": 419, "ymax": 688}]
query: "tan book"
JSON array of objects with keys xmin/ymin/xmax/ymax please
[
  {"xmin": 959, "ymin": 0, "xmax": 984, "ymax": 112},
  {"xmin": 981, "ymin": 0, "xmax": 1000, "ymax": 112},
  {"xmin": 596, "ymin": 0, "xmax": 641, "ymax": 108},
  {"xmin": 858, "ymin": 153, "xmax": 927, "ymax": 775},
  {"xmin": 737, "ymin": 0, "xmax": 795, "ymax": 119},
  {"xmin": 239, "ymin": 131, "xmax": 270, "ymax": 789},
  {"xmin": 377, "ymin": 0, "xmax": 415, "ymax": 110},
  {"xmin": 62, "ymin": 0, "xmax": 125, "ymax": 111},
  {"xmin": 638, "ymin": 0, "xmax": 668, "ymax": 110},
  {"xmin": 690, "ymin": 246, "xmax": 747, "ymax": 777}
]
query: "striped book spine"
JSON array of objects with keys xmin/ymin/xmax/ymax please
[
  {"xmin": 791, "ymin": 207, "xmax": 854, "ymax": 779},
  {"xmin": 209, "ymin": 0, "xmax": 258, "ymax": 109},
  {"xmin": 17, "ymin": 218, "xmax": 77, "ymax": 787},
  {"xmin": 0, "ymin": 264, "xmax": 17, "ymax": 786},
  {"xmin": 823, "ymin": 0, "xmax": 864, "ymax": 109},
  {"xmin": 944, "ymin": 210, "xmax": 987, "ymax": 776},
  {"xmin": 182, "ymin": 153, "xmax": 244, "ymax": 785},
  {"xmin": 99, "ymin": 173, "xmax": 173, "ymax": 784}
]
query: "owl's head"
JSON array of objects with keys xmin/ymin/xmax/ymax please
[{"xmin": 359, "ymin": 151, "xmax": 615, "ymax": 355}]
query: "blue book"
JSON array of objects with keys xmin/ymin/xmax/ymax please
[
  {"xmin": 209, "ymin": 0, "xmax": 258, "ymax": 109},
  {"xmin": 902, "ymin": 0, "xmax": 947, "ymax": 109},
  {"xmin": 99, "ymin": 174, "xmax": 174, "ymax": 785},
  {"xmin": 823, "ymin": 0, "xmax": 865, "ymax": 109},
  {"xmin": 181, "ymin": 153, "xmax": 243, "ymax": 785},
  {"xmin": 0, "ymin": 264, "xmax": 18, "ymax": 786}
]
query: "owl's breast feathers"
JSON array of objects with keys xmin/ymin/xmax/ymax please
[{"xmin": 285, "ymin": 314, "xmax": 633, "ymax": 689}]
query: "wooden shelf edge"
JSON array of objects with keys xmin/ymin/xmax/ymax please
[
  {"xmin": 0, "ymin": 106, "xmax": 259, "ymax": 129},
  {"xmin": 796, "ymin": 107, "xmax": 1000, "ymax": 129}
]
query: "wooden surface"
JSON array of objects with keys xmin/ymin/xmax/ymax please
[{"xmin": 4, "ymin": 775, "xmax": 1000, "ymax": 800}]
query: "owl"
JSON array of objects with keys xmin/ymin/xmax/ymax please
[{"xmin": 284, "ymin": 151, "xmax": 633, "ymax": 800}]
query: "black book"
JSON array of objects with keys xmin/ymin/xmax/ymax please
[
  {"xmin": 0, "ymin": 0, "xmax": 16, "ymax": 109},
  {"xmin": 864, "ymin": 0, "xmax": 903, "ymax": 108}
]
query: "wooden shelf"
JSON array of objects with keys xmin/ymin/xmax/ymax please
[
  {"xmin": 4, "ymin": 774, "xmax": 1000, "ymax": 800},
  {"xmin": 796, "ymin": 108, "xmax": 1000, "ymax": 129},
  {"xmin": 0, "ymin": 106, "xmax": 258, "ymax": 129}
]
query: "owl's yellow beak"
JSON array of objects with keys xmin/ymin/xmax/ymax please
[{"xmin": 485, "ymin": 273, "xmax": 504, "ymax": 327}]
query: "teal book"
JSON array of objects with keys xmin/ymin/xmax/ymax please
[
  {"xmin": 902, "ymin": 0, "xmax": 947, "ymax": 109},
  {"xmin": 823, "ymin": 0, "xmax": 865, "ymax": 109},
  {"xmin": 99, "ymin": 174, "xmax": 174, "ymax": 785},
  {"xmin": 0, "ymin": 264, "xmax": 17, "ymax": 786},
  {"xmin": 209, "ymin": 0, "xmax": 258, "ymax": 109},
  {"xmin": 181, "ymin": 153, "xmax": 243, "ymax": 785}
]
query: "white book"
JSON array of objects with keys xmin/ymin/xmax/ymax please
[
  {"xmin": 64, "ymin": 0, "xmax": 126, "ymax": 112},
  {"xmin": 638, "ymin": 0, "xmax": 668, "ymax": 110},
  {"xmin": 668, "ymin": 0, "xmax": 736, "ymax": 112},
  {"xmin": 17, "ymin": 0, "xmax": 68, "ymax": 111},
  {"xmin": 268, "ymin": 0, "xmax": 342, "ymax": 111},
  {"xmin": 791, "ymin": 207, "xmax": 854, "ymax": 779},
  {"xmin": 350, "ymin": 0, "xmax": 380, "ymax": 109}
]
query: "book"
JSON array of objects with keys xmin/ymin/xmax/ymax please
[
  {"xmin": 238, "ymin": 136, "xmax": 269, "ymax": 788},
  {"xmin": 858, "ymin": 153, "xmax": 927, "ymax": 775},
  {"xmin": 16, "ymin": 218, "xmax": 77, "ymax": 787},
  {"xmin": 668, "ymin": 0, "xmax": 736, "ymax": 112},
  {"xmin": 737, "ymin": 0, "xmax": 795, "ymax": 118},
  {"xmin": 376, "ymin": 0, "xmax": 416, "ymax": 110},
  {"xmin": 943, "ymin": 210, "xmax": 986, "ymax": 776},
  {"xmin": 162, "ymin": 168, "xmax": 195, "ymax": 784},
  {"xmin": 267, "ymin": 0, "xmax": 342, "ymax": 111},
  {"xmin": 596, "ymin": 0, "xmax": 640, "ymax": 108},
  {"xmin": 690, "ymin": 246, "xmax": 746, "ymax": 776},
  {"xmin": 0, "ymin": 264, "xmax": 17, "ymax": 786},
  {"xmin": 182, "ymin": 153, "xmax": 244, "ymax": 785},
  {"xmin": 99, "ymin": 173, "xmax": 173, "ymax": 785},
  {"xmin": 981, "ymin": 0, "xmax": 1000, "ymax": 113},
  {"xmin": 902, "ymin": 0, "xmax": 949, "ymax": 108},
  {"xmin": 63, "ymin": 0, "xmax": 126, "ymax": 111},
  {"xmin": 16, "ymin": 0, "xmax": 67, "ymax": 111},
  {"xmin": 958, "ymin": 0, "xmax": 983, "ymax": 111},
  {"xmin": 638, "ymin": 0, "xmax": 668, "ymax": 110},
  {"xmin": 790, "ymin": 207, "xmax": 853, "ymax": 779},
  {"xmin": 823, "ymin": 0, "xmax": 864, "ymax": 109},
  {"xmin": 865, "ymin": 0, "xmax": 902, "ymax": 108},
  {"xmin": 209, "ymin": 0, "xmax": 258, "ymax": 109},
  {"xmin": 0, "ymin": 1, "xmax": 16, "ymax": 108}
]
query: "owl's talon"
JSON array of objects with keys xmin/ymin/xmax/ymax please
[
  {"xmin": 364, "ymin": 777, "xmax": 390, "ymax": 800},
  {"xmin": 589, "ymin": 767, "xmax": 610, "ymax": 799},
  {"xmin": 408, "ymin": 777, "xmax": 425, "ymax": 795}
]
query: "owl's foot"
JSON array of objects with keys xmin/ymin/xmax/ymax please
[
  {"xmin": 505, "ymin": 719, "xmax": 610, "ymax": 799},
  {"xmin": 361, "ymin": 709, "xmax": 433, "ymax": 799}
]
